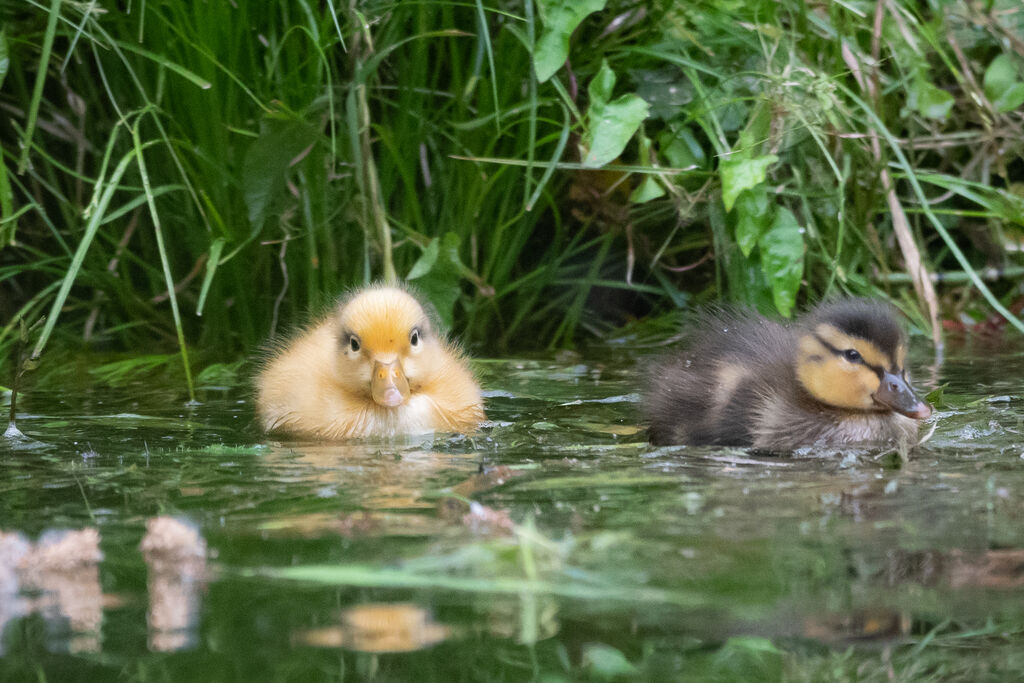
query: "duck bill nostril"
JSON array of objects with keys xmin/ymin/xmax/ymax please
[
  {"xmin": 872, "ymin": 371, "xmax": 932, "ymax": 420},
  {"xmin": 370, "ymin": 360, "xmax": 411, "ymax": 408}
]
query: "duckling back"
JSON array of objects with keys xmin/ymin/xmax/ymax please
[{"xmin": 644, "ymin": 309, "xmax": 792, "ymax": 447}]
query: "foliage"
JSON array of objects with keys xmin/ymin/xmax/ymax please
[{"xmin": 2, "ymin": 0, "xmax": 1024, "ymax": 381}]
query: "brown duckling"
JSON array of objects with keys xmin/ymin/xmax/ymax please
[
  {"xmin": 256, "ymin": 285, "xmax": 485, "ymax": 439},
  {"xmin": 643, "ymin": 299, "xmax": 933, "ymax": 450}
]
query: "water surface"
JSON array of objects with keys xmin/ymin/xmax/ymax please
[{"xmin": 2, "ymin": 340, "xmax": 1024, "ymax": 680}]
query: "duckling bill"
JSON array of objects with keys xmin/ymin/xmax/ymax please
[
  {"xmin": 643, "ymin": 299, "xmax": 933, "ymax": 450},
  {"xmin": 256, "ymin": 285, "xmax": 485, "ymax": 439}
]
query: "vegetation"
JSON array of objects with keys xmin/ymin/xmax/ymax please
[{"xmin": 3, "ymin": 0, "xmax": 1024, "ymax": 377}]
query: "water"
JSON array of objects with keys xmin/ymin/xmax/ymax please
[{"xmin": 2, "ymin": 340, "xmax": 1024, "ymax": 680}]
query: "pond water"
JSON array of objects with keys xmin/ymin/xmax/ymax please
[{"xmin": 2, "ymin": 339, "xmax": 1024, "ymax": 681}]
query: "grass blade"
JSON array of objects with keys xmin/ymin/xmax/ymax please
[
  {"xmin": 132, "ymin": 118, "xmax": 196, "ymax": 402},
  {"xmin": 16, "ymin": 0, "xmax": 62, "ymax": 174}
]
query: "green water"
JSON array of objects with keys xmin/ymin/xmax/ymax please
[{"xmin": 2, "ymin": 341, "xmax": 1024, "ymax": 681}]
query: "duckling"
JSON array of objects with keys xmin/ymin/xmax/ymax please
[
  {"xmin": 643, "ymin": 299, "xmax": 932, "ymax": 450},
  {"xmin": 256, "ymin": 285, "xmax": 485, "ymax": 439}
]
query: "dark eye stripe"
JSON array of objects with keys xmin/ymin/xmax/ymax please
[{"xmin": 813, "ymin": 333, "xmax": 885, "ymax": 377}]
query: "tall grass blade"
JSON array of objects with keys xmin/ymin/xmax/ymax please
[
  {"xmin": 16, "ymin": 0, "xmax": 62, "ymax": 174},
  {"xmin": 31, "ymin": 145, "xmax": 137, "ymax": 360},
  {"xmin": 132, "ymin": 120, "xmax": 196, "ymax": 401}
]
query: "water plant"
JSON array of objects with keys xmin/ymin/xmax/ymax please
[{"xmin": 2, "ymin": 0, "xmax": 1022, "ymax": 378}]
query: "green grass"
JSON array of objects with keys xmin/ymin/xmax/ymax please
[{"xmin": 2, "ymin": 0, "xmax": 1024, "ymax": 382}]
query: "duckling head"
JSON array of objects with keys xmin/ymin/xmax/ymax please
[
  {"xmin": 795, "ymin": 300, "xmax": 932, "ymax": 419},
  {"xmin": 332, "ymin": 286, "xmax": 438, "ymax": 409}
]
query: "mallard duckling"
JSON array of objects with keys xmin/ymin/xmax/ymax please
[
  {"xmin": 256, "ymin": 285, "xmax": 485, "ymax": 439},
  {"xmin": 644, "ymin": 299, "xmax": 932, "ymax": 450}
]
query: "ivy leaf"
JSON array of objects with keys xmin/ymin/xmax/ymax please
[
  {"xmin": 583, "ymin": 61, "xmax": 650, "ymax": 168},
  {"xmin": 533, "ymin": 0, "xmax": 606, "ymax": 83},
  {"xmin": 758, "ymin": 207, "xmax": 804, "ymax": 316},
  {"xmin": 720, "ymin": 154, "xmax": 777, "ymax": 213},
  {"xmin": 983, "ymin": 54, "xmax": 1024, "ymax": 113},
  {"xmin": 733, "ymin": 187, "xmax": 772, "ymax": 257}
]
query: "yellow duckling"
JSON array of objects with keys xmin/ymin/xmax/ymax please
[
  {"xmin": 256, "ymin": 285, "xmax": 485, "ymax": 439},
  {"xmin": 643, "ymin": 299, "xmax": 933, "ymax": 450}
]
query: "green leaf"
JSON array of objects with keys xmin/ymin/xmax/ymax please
[
  {"xmin": 407, "ymin": 238, "xmax": 440, "ymax": 280},
  {"xmin": 983, "ymin": 54, "xmax": 1024, "ymax": 113},
  {"xmin": 733, "ymin": 187, "xmax": 772, "ymax": 257},
  {"xmin": 924, "ymin": 383, "xmax": 949, "ymax": 409},
  {"xmin": 736, "ymin": 100, "xmax": 772, "ymax": 154},
  {"xmin": 720, "ymin": 154, "xmax": 777, "ymax": 212},
  {"xmin": 533, "ymin": 0, "xmax": 606, "ymax": 83},
  {"xmin": 658, "ymin": 126, "xmax": 705, "ymax": 170},
  {"xmin": 196, "ymin": 237, "xmax": 225, "ymax": 317},
  {"xmin": 196, "ymin": 360, "xmax": 244, "ymax": 386},
  {"xmin": 242, "ymin": 115, "xmax": 319, "ymax": 231},
  {"xmin": 630, "ymin": 133, "xmax": 664, "ymax": 203},
  {"xmin": 909, "ymin": 74, "xmax": 954, "ymax": 121},
  {"xmin": 0, "ymin": 29, "xmax": 8, "ymax": 93},
  {"xmin": 583, "ymin": 94, "xmax": 649, "ymax": 167},
  {"xmin": 994, "ymin": 83, "xmax": 1024, "ymax": 114},
  {"xmin": 407, "ymin": 232, "xmax": 463, "ymax": 330},
  {"xmin": 630, "ymin": 176, "xmax": 664, "ymax": 203},
  {"xmin": 587, "ymin": 58, "xmax": 617, "ymax": 107},
  {"xmin": 712, "ymin": 637, "xmax": 784, "ymax": 680},
  {"xmin": 758, "ymin": 207, "xmax": 804, "ymax": 316},
  {"xmin": 583, "ymin": 62, "xmax": 650, "ymax": 168},
  {"xmin": 582, "ymin": 643, "xmax": 638, "ymax": 679}
]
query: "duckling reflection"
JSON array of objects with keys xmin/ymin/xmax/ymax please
[
  {"xmin": 141, "ymin": 516, "xmax": 208, "ymax": 652},
  {"xmin": 257, "ymin": 285, "xmax": 485, "ymax": 439},
  {"xmin": 293, "ymin": 603, "xmax": 449, "ymax": 652},
  {"xmin": 261, "ymin": 442, "xmax": 482, "ymax": 511},
  {"xmin": 644, "ymin": 299, "xmax": 933, "ymax": 450},
  {"xmin": 15, "ymin": 528, "xmax": 105, "ymax": 654},
  {"xmin": 0, "ymin": 531, "xmax": 31, "ymax": 656}
]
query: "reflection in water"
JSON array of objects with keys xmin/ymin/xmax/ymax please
[
  {"xmin": 0, "ymin": 520, "xmax": 209, "ymax": 656},
  {"xmin": 294, "ymin": 603, "xmax": 449, "ymax": 652},
  {"xmin": 0, "ymin": 532, "xmax": 31, "ymax": 656},
  {"xmin": 261, "ymin": 443, "xmax": 481, "ymax": 509},
  {"xmin": 4, "ymin": 349, "xmax": 1024, "ymax": 678},
  {"xmin": 5, "ymin": 528, "xmax": 105, "ymax": 653},
  {"xmin": 484, "ymin": 595, "xmax": 560, "ymax": 645},
  {"xmin": 803, "ymin": 609, "xmax": 912, "ymax": 642},
  {"xmin": 886, "ymin": 548, "xmax": 1024, "ymax": 589},
  {"xmin": 141, "ymin": 516, "xmax": 208, "ymax": 652}
]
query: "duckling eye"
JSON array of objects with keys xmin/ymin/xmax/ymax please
[
  {"xmin": 349, "ymin": 336, "xmax": 361, "ymax": 353},
  {"xmin": 843, "ymin": 349, "xmax": 862, "ymax": 363},
  {"xmin": 410, "ymin": 328, "xmax": 420, "ymax": 348}
]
